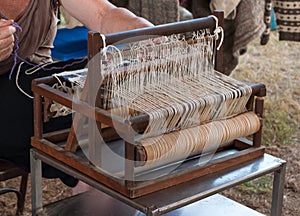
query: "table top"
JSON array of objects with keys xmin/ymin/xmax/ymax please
[{"xmin": 32, "ymin": 150, "xmax": 285, "ymax": 215}]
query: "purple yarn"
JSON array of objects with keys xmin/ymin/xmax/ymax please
[
  {"xmin": 9, "ymin": 22, "xmax": 22, "ymax": 79},
  {"xmin": 9, "ymin": 22, "xmax": 87, "ymax": 79}
]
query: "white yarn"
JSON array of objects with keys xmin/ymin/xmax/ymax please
[
  {"xmin": 15, "ymin": 62, "xmax": 34, "ymax": 99},
  {"xmin": 15, "ymin": 61, "xmax": 59, "ymax": 99},
  {"xmin": 209, "ymin": 15, "xmax": 224, "ymax": 50}
]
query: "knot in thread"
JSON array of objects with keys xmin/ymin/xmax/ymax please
[
  {"xmin": 100, "ymin": 34, "xmax": 124, "ymax": 65},
  {"xmin": 214, "ymin": 26, "xmax": 224, "ymax": 51},
  {"xmin": 209, "ymin": 15, "xmax": 224, "ymax": 51}
]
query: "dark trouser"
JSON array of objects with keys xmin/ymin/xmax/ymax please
[{"xmin": 0, "ymin": 59, "xmax": 87, "ymax": 187}]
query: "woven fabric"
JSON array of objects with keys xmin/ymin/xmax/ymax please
[
  {"xmin": 182, "ymin": 0, "xmax": 265, "ymax": 75},
  {"xmin": 260, "ymin": 0, "xmax": 272, "ymax": 45},
  {"xmin": 209, "ymin": 0, "xmax": 241, "ymax": 19},
  {"xmin": 109, "ymin": 0, "xmax": 129, "ymax": 7},
  {"xmin": 274, "ymin": 0, "xmax": 300, "ymax": 41},
  {"xmin": 232, "ymin": 0, "xmax": 265, "ymax": 56}
]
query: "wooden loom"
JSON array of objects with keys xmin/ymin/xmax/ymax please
[{"xmin": 31, "ymin": 11, "xmax": 266, "ymax": 198}]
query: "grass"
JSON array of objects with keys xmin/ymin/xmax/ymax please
[
  {"xmin": 264, "ymin": 110, "xmax": 295, "ymax": 145},
  {"xmin": 241, "ymin": 175, "xmax": 273, "ymax": 195},
  {"xmin": 232, "ymin": 32, "xmax": 300, "ymax": 148},
  {"xmin": 228, "ymin": 31, "xmax": 299, "ymax": 202}
]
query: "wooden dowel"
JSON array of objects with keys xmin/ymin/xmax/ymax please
[{"xmin": 103, "ymin": 17, "xmax": 216, "ymax": 46}]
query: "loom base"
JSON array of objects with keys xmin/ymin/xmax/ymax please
[{"xmin": 31, "ymin": 131, "xmax": 265, "ymax": 198}]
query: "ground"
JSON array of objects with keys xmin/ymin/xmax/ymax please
[{"xmin": 0, "ymin": 31, "xmax": 299, "ymax": 215}]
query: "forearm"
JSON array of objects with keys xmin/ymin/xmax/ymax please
[
  {"xmin": 60, "ymin": 0, "xmax": 153, "ymax": 33},
  {"xmin": 97, "ymin": 7, "xmax": 153, "ymax": 33}
]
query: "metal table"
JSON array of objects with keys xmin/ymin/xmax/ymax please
[{"xmin": 30, "ymin": 149, "xmax": 286, "ymax": 216}]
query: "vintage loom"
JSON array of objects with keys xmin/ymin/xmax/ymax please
[{"xmin": 31, "ymin": 11, "xmax": 266, "ymax": 198}]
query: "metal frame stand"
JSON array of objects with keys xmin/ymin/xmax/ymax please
[{"xmin": 30, "ymin": 149, "xmax": 286, "ymax": 216}]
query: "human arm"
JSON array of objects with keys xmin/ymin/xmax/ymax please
[
  {"xmin": 60, "ymin": 0, "xmax": 154, "ymax": 34},
  {"xmin": 0, "ymin": 19, "xmax": 16, "ymax": 62}
]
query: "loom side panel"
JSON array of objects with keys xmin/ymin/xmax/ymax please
[{"xmin": 31, "ymin": 137, "xmax": 131, "ymax": 196}]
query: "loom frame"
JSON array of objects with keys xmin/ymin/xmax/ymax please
[{"xmin": 31, "ymin": 11, "xmax": 266, "ymax": 198}]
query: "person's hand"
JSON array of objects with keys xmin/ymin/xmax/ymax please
[{"xmin": 0, "ymin": 19, "xmax": 16, "ymax": 62}]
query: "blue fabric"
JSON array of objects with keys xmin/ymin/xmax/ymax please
[
  {"xmin": 271, "ymin": 7, "xmax": 277, "ymax": 30},
  {"xmin": 52, "ymin": 26, "xmax": 89, "ymax": 60}
]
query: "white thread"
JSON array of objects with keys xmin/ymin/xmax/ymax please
[
  {"xmin": 58, "ymin": 30, "xmax": 251, "ymax": 140},
  {"xmin": 215, "ymin": 26, "xmax": 224, "ymax": 50},
  {"xmin": 102, "ymin": 45, "xmax": 124, "ymax": 63},
  {"xmin": 209, "ymin": 15, "xmax": 224, "ymax": 50},
  {"xmin": 15, "ymin": 62, "xmax": 34, "ymax": 99},
  {"xmin": 100, "ymin": 34, "xmax": 107, "ymax": 50},
  {"xmin": 100, "ymin": 33, "xmax": 124, "ymax": 73},
  {"xmin": 14, "ymin": 60, "xmax": 61, "ymax": 99},
  {"xmin": 52, "ymin": 73, "xmax": 69, "ymax": 92},
  {"xmin": 24, "ymin": 61, "xmax": 58, "ymax": 75}
]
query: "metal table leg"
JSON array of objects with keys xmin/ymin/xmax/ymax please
[
  {"xmin": 30, "ymin": 149, "xmax": 43, "ymax": 216},
  {"xmin": 271, "ymin": 162, "xmax": 286, "ymax": 216},
  {"xmin": 29, "ymin": 149, "xmax": 287, "ymax": 216},
  {"xmin": 146, "ymin": 206, "xmax": 160, "ymax": 216}
]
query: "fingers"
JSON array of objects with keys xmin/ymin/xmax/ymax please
[
  {"xmin": 0, "ymin": 25, "xmax": 16, "ymax": 38},
  {"xmin": 0, "ymin": 43, "xmax": 14, "ymax": 62},
  {"xmin": 0, "ymin": 19, "xmax": 14, "ymax": 27},
  {"xmin": 0, "ymin": 35, "xmax": 15, "ymax": 49},
  {"xmin": 0, "ymin": 21, "xmax": 16, "ymax": 62}
]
